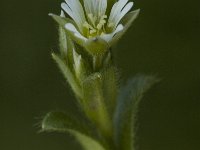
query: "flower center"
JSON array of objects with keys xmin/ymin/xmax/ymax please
[{"xmin": 83, "ymin": 13, "xmax": 108, "ymax": 38}]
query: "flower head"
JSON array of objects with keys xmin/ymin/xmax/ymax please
[{"xmin": 51, "ymin": 0, "xmax": 140, "ymax": 55}]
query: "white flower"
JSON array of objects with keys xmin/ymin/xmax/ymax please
[{"xmin": 52, "ymin": 0, "xmax": 140, "ymax": 55}]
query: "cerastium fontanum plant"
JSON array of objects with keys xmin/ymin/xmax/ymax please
[{"xmin": 41, "ymin": 0, "xmax": 158, "ymax": 150}]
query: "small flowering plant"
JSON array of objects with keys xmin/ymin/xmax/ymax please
[{"xmin": 41, "ymin": 0, "xmax": 158, "ymax": 150}]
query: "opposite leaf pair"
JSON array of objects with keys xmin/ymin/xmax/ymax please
[{"xmin": 42, "ymin": 75, "xmax": 158, "ymax": 150}]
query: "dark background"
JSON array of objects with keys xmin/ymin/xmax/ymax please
[{"xmin": 1, "ymin": 0, "xmax": 200, "ymax": 150}]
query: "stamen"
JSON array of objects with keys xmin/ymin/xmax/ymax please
[
  {"xmin": 90, "ymin": 29, "xmax": 97, "ymax": 34},
  {"xmin": 97, "ymin": 20, "xmax": 106, "ymax": 30},
  {"xmin": 83, "ymin": 22, "xmax": 91, "ymax": 29},
  {"xmin": 87, "ymin": 14, "xmax": 97, "ymax": 27},
  {"xmin": 97, "ymin": 15, "xmax": 107, "ymax": 30},
  {"xmin": 108, "ymin": 22, "xmax": 114, "ymax": 28},
  {"xmin": 83, "ymin": 14, "xmax": 108, "ymax": 37},
  {"xmin": 101, "ymin": 15, "xmax": 107, "ymax": 20},
  {"xmin": 83, "ymin": 21, "xmax": 97, "ymax": 35},
  {"xmin": 83, "ymin": 22, "xmax": 94, "ymax": 29}
]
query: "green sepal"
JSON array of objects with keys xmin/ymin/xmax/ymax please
[
  {"xmin": 85, "ymin": 37, "xmax": 109, "ymax": 56},
  {"xmin": 82, "ymin": 73, "xmax": 112, "ymax": 137},
  {"xmin": 59, "ymin": 25, "xmax": 75, "ymax": 69},
  {"xmin": 66, "ymin": 37, "xmax": 74, "ymax": 68},
  {"xmin": 59, "ymin": 25, "xmax": 67, "ymax": 59},
  {"xmin": 111, "ymin": 9, "xmax": 140, "ymax": 46},
  {"xmin": 114, "ymin": 75, "xmax": 159, "ymax": 150},
  {"xmin": 72, "ymin": 48, "xmax": 88, "ymax": 82},
  {"xmin": 52, "ymin": 53, "xmax": 83, "ymax": 99},
  {"xmin": 49, "ymin": 14, "xmax": 85, "ymax": 47},
  {"xmin": 41, "ymin": 111, "xmax": 106, "ymax": 150},
  {"xmin": 58, "ymin": 24, "xmax": 74, "ymax": 66},
  {"xmin": 49, "ymin": 13, "xmax": 74, "ymax": 28},
  {"xmin": 58, "ymin": 22, "xmax": 87, "ymax": 82}
]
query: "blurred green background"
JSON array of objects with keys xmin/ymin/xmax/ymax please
[{"xmin": 1, "ymin": 0, "xmax": 200, "ymax": 150}]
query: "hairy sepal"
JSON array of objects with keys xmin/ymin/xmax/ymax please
[{"xmin": 52, "ymin": 53, "xmax": 83, "ymax": 99}]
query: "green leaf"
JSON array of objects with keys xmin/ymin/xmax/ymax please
[
  {"xmin": 42, "ymin": 111, "xmax": 86, "ymax": 133},
  {"xmin": 70, "ymin": 130, "xmax": 106, "ymax": 150},
  {"xmin": 114, "ymin": 75, "xmax": 159, "ymax": 150},
  {"xmin": 102, "ymin": 66, "xmax": 119, "ymax": 116},
  {"xmin": 42, "ymin": 111, "xmax": 106, "ymax": 150},
  {"xmin": 111, "ymin": 9, "xmax": 140, "ymax": 46},
  {"xmin": 82, "ymin": 73, "xmax": 112, "ymax": 137},
  {"xmin": 52, "ymin": 53, "xmax": 83, "ymax": 99}
]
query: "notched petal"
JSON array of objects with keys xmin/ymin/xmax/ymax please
[{"xmin": 110, "ymin": 9, "xmax": 140, "ymax": 45}]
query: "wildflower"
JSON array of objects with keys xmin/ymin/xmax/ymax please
[{"xmin": 50, "ymin": 0, "xmax": 140, "ymax": 55}]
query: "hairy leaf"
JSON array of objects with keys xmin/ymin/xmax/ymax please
[
  {"xmin": 102, "ymin": 66, "xmax": 119, "ymax": 116},
  {"xmin": 82, "ymin": 73, "xmax": 112, "ymax": 137},
  {"xmin": 114, "ymin": 75, "xmax": 159, "ymax": 150},
  {"xmin": 42, "ymin": 111, "xmax": 106, "ymax": 150}
]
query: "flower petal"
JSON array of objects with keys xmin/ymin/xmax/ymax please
[
  {"xmin": 114, "ymin": 2, "xmax": 134, "ymax": 28},
  {"xmin": 108, "ymin": 0, "xmax": 133, "ymax": 30},
  {"xmin": 98, "ymin": 0, "xmax": 107, "ymax": 17},
  {"xmin": 65, "ymin": 23, "xmax": 88, "ymax": 46},
  {"xmin": 83, "ymin": 0, "xmax": 107, "ymax": 19},
  {"xmin": 108, "ymin": 0, "xmax": 128, "ymax": 23},
  {"xmin": 61, "ymin": 0, "xmax": 86, "ymax": 32},
  {"xmin": 100, "ymin": 24, "xmax": 124, "ymax": 42},
  {"xmin": 110, "ymin": 9, "xmax": 140, "ymax": 45}
]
